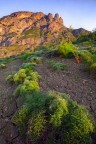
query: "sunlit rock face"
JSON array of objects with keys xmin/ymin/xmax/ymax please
[{"xmin": 0, "ymin": 11, "xmax": 75, "ymax": 47}]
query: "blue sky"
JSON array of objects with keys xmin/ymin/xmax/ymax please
[{"xmin": 0, "ymin": 0, "xmax": 96, "ymax": 31}]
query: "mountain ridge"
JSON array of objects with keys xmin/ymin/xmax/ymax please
[
  {"xmin": 0, "ymin": 11, "xmax": 74, "ymax": 46},
  {"xmin": 0, "ymin": 11, "xmax": 90, "ymax": 58}
]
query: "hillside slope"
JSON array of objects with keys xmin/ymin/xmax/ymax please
[{"xmin": 72, "ymin": 28, "xmax": 91, "ymax": 37}]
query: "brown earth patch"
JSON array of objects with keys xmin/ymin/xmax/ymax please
[
  {"xmin": 0, "ymin": 59, "xmax": 24, "ymax": 144},
  {"xmin": 36, "ymin": 57, "xmax": 96, "ymax": 119}
]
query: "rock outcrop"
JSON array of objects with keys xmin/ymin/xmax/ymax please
[
  {"xmin": 0, "ymin": 12, "xmax": 74, "ymax": 46},
  {"xmin": 0, "ymin": 11, "xmax": 75, "ymax": 57}
]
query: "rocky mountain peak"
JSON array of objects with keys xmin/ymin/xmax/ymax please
[
  {"xmin": 0, "ymin": 11, "xmax": 75, "ymax": 58},
  {"xmin": 10, "ymin": 11, "xmax": 33, "ymax": 19},
  {"xmin": 47, "ymin": 13, "xmax": 53, "ymax": 21},
  {"xmin": 54, "ymin": 13, "xmax": 59, "ymax": 19}
]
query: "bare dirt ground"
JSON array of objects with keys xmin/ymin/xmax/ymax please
[
  {"xmin": 36, "ymin": 57, "xmax": 96, "ymax": 119},
  {"xmin": 36, "ymin": 57, "xmax": 96, "ymax": 143},
  {"xmin": 0, "ymin": 59, "xmax": 24, "ymax": 144}
]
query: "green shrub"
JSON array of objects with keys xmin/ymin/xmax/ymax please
[
  {"xmin": 12, "ymin": 91, "xmax": 94, "ymax": 144},
  {"xmin": 28, "ymin": 71, "xmax": 41, "ymax": 81},
  {"xmin": 47, "ymin": 60, "xmax": 68, "ymax": 70},
  {"xmin": 22, "ymin": 62, "xmax": 36, "ymax": 70},
  {"xmin": 27, "ymin": 111, "xmax": 46, "ymax": 143},
  {"xmin": 6, "ymin": 74, "xmax": 14, "ymax": 83},
  {"xmin": 49, "ymin": 97, "xmax": 68, "ymax": 126},
  {"xmin": 61, "ymin": 101, "xmax": 94, "ymax": 144},
  {"xmin": 12, "ymin": 105, "xmax": 31, "ymax": 134},
  {"xmin": 57, "ymin": 43, "xmax": 76, "ymax": 58},
  {"xmin": 75, "ymin": 50, "xmax": 93, "ymax": 64},
  {"xmin": 7, "ymin": 68, "xmax": 40, "ymax": 85},
  {"xmin": 0, "ymin": 63, "xmax": 6, "ymax": 69},
  {"xmin": 13, "ymin": 69, "xmax": 26, "ymax": 84},
  {"xmin": 14, "ymin": 80, "xmax": 40, "ymax": 96},
  {"xmin": 0, "ymin": 57, "xmax": 15, "ymax": 65},
  {"xmin": 28, "ymin": 56, "xmax": 42, "ymax": 64},
  {"xmin": 12, "ymin": 92, "xmax": 48, "ymax": 134}
]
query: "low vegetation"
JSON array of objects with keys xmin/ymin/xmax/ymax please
[
  {"xmin": 73, "ymin": 30, "xmax": 96, "ymax": 45},
  {"xmin": 0, "ymin": 63, "xmax": 6, "ymax": 69},
  {"xmin": 12, "ymin": 91, "xmax": 94, "ymax": 144},
  {"xmin": 5, "ymin": 48, "xmax": 95, "ymax": 144},
  {"xmin": 47, "ymin": 60, "xmax": 68, "ymax": 70},
  {"xmin": 57, "ymin": 42, "xmax": 76, "ymax": 58}
]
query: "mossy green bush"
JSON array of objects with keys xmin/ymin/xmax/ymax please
[
  {"xmin": 22, "ymin": 62, "xmax": 36, "ymax": 70},
  {"xmin": 0, "ymin": 63, "xmax": 6, "ymax": 69},
  {"xmin": 12, "ymin": 91, "xmax": 94, "ymax": 144},
  {"xmin": 14, "ymin": 80, "xmax": 40, "ymax": 96},
  {"xmin": 27, "ymin": 111, "xmax": 46, "ymax": 143},
  {"xmin": 57, "ymin": 43, "xmax": 76, "ymax": 58},
  {"xmin": 12, "ymin": 92, "xmax": 47, "ymax": 134},
  {"xmin": 28, "ymin": 56, "xmax": 42, "ymax": 64},
  {"xmin": 60, "ymin": 102, "xmax": 94, "ymax": 144},
  {"xmin": 7, "ymin": 68, "xmax": 40, "ymax": 84},
  {"xmin": 49, "ymin": 97, "xmax": 68, "ymax": 127},
  {"xmin": 6, "ymin": 74, "xmax": 14, "ymax": 83},
  {"xmin": 12, "ymin": 105, "xmax": 30, "ymax": 134},
  {"xmin": 75, "ymin": 50, "xmax": 93, "ymax": 65},
  {"xmin": 13, "ymin": 69, "xmax": 27, "ymax": 84},
  {"xmin": 47, "ymin": 60, "xmax": 68, "ymax": 70},
  {"xmin": 21, "ymin": 80, "xmax": 40, "ymax": 93},
  {"xmin": 28, "ymin": 71, "xmax": 41, "ymax": 81}
]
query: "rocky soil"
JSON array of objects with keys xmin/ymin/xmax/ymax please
[
  {"xmin": 36, "ymin": 57, "xmax": 96, "ymax": 119},
  {"xmin": 0, "ymin": 59, "xmax": 24, "ymax": 144}
]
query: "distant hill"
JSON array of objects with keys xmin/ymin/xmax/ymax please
[{"xmin": 72, "ymin": 28, "xmax": 91, "ymax": 37}]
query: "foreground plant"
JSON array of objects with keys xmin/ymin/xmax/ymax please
[
  {"xmin": 6, "ymin": 68, "xmax": 40, "ymax": 84},
  {"xmin": 12, "ymin": 91, "xmax": 94, "ymax": 144}
]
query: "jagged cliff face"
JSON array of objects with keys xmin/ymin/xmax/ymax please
[
  {"xmin": 0, "ymin": 12, "xmax": 75, "ymax": 46},
  {"xmin": 0, "ymin": 11, "xmax": 75, "ymax": 57}
]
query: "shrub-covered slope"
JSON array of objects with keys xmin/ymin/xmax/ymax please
[{"xmin": 4, "ymin": 45, "xmax": 96, "ymax": 144}]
